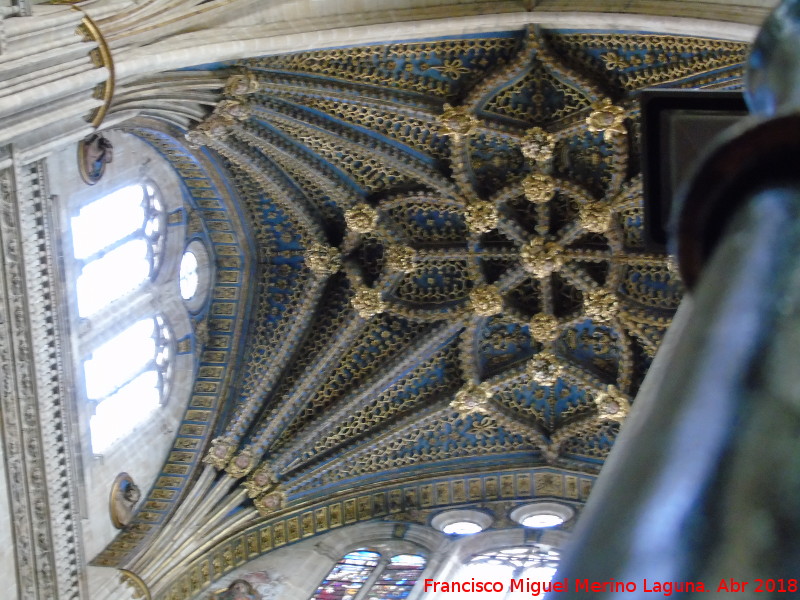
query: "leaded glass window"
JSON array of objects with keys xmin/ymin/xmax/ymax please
[
  {"xmin": 310, "ymin": 550, "xmax": 381, "ymax": 600},
  {"xmin": 464, "ymin": 546, "xmax": 559, "ymax": 600},
  {"xmin": 363, "ymin": 554, "xmax": 426, "ymax": 600},
  {"xmin": 87, "ymin": 315, "xmax": 173, "ymax": 453},
  {"xmin": 71, "ymin": 182, "xmax": 165, "ymax": 316}
]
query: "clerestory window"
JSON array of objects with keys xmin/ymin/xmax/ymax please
[
  {"xmin": 67, "ymin": 180, "xmax": 177, "ymax": 454},
  {"xmin": 310, "ymin": 550, "xmax": 426, "ymax": 600},
  {"xmin": 462, "ymin": 546, "xmax": 560, "ymax": 600}
]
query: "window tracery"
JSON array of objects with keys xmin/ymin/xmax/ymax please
[
  {"xmin": 64, "ymin": 175, "xmax": 193, "ymax": 454},
  {"xmin": 310, "ymin": 550, "xmax": 426, "ymax": 600}
]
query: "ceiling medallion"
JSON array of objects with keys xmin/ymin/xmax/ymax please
[
  {"xmin": 463, "ymin": 199, "xmax": 499, "ymax": 233},
  {"xmin": 437, "ymin": 103, "xmax": 480, "ymax": 137},
  {"xmin": 451, "ymin": 381, "xmax": 492, "ymax": 417},
  {"xmin": 520, "ymin": 238, "xmax": 564, "ymax": 278},
  {"xmin": 586, "ymin": 98, "xmax": 627, "ymax": 139},
  {"xmin": 254, "ymin": 490, "xmax": 286, "ymax": 516},
  {"xmin": 528, "ymin": 313, "xmax": 560, "ymax": 342},
  {"xmin": 305, "ymin": 242, "xmax": 341, "ymax": 276},
  {"xmin": 350, "ymin": 285, "xmax": 386, "ymax": 319},
  {"xmin": 203, "ymin": 437, "xmax": 237, "ymax": 470},
  {"xmin": 520, "ymin": 127, "xmax": 556, "ymax": 164},
  {"xmin": 583, "ymin": 289, "xmax": 619, "ymax": 323},
  {"xmin": 522, "ymin": 172, "xmax": 556, "ymax": 204},
  {"xmin": 344, "ymin": 204, "xmax": 379, "ymax": 234},
  {"xmin": 579, "ymin": 202, "xmax": 614, "ymax": 233},
  {"xmin": 243, "ymin": 465, "xmax": 278, "ymax": 498},
  {"xmin": 226, "ymin": 448, "xmax": 257, "ymax": 478},
  {"xmin": 469, "ymin": 284, "xmax": 504, "ymax": 316},
  {"xmin": 526, "ymin": 352, "xmax": 563, "ymax": 386},
  {"xmin": 594, "ymin": 385, "xmax": 631, "ymax": 423}
]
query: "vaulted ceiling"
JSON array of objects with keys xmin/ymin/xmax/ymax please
[{"xmin": 91, "ymin": 27, "xmax": 746, "ymax": 599}]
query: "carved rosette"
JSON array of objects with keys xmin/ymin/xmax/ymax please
[
  {"xmin": 215, "ymin": 99, "xmax": 252, "ymax": 121},
  {"xmin": 520, "ymin": 127, "xmax": 556, "ymax": 164},
  {"xmin": 470, "ymin": 284, "xmax": 503, "ymax": 316},
  {"xmin": 526, "ymin": 352, "xmax": 563, "ymax": 386},
  {"xmin": 586, "ymin": 98, "xmax": 627, "ymax": 139},
  {"xmin": 384, "ymin": 245, "xmax": 417, "ymax": 273},
  {"xmin": 528, "ymin": 313, "xmax": 560, "ymax": 342},
  {"xmin": 226, "ymin": 448, "xmax": 257, "ymax": 478},
  {"xmin": 345, "ymin": 204, "xmax": 379, "ymax": 234},
  {"xmin": 522, "ymin": 173, "xmax": 556, "ymax": 204},
  {"xmin": 579, "ymin": 202, "xmax": 613, "ymax": 234},
  {"xmin": 185, "ymin": 115, "xmax": 233, "ymax": 148},
  {"xmin": 254, "ymin": 490, "xmax": 287, "ymax": 516},
  {"xmin": 450, "ymin": 381, "xmax": 492, "ymax": 417},
  {"xmin": 243, "ymin": 465, "xmax": 278, "ymax": 498},
  {"xmin": 594, "ymin": 385, "xmax": 631, "ymax": 423},
  {"xmin": 520, "ymin": 238, "xmax": 564, "ymax": 278},
  {"xmin": 583, "ymin": 289, "xmax": 618, "ymax": 322},
  {"xmin": 203, "ymin": 437, "xmax": 237, "ymax": 470},
  {"xmin": 305, "ymin": 242, "xmax": 341, "ymax": 276},
  {"xmin": 224, "ymin": 72, "xmax": 260, "ymax": 97},
  {"xmin": 464, "ymin": 199, "xmax": 498, "ymax": 234},
  {"xmin": 351, "ymin": 286, "xmax": 386, "ymax": 318},
  {"xmin": 437, "ymin": 103, "xmax": 479, "ymax": 137}
]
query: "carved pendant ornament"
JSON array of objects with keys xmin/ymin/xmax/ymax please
[{"xmin": 93, "ymin": 28, "xmax": 747, "ymax": 598}]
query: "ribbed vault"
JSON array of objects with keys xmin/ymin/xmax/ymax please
[{"xmin": 91, "ymin": 27, "xmax": 746, "ymax": 599}]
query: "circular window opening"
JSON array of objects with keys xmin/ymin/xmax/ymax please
[
  {"xmin": 442, "ymin": 521, "xmax": 484, "ymax": 535},
  {"xmin": 179, "ymin": 240, "xmax": 212, "ymax": 313},
  {"xmin": 520, "ymin": 514, "xmax": 564, "ymax": 528},
  {"xmin": 510, "ymin": 502, "xmax": 575, "ymax": 529},
  {"xmin": 179, "ymin": 251, "xmax": 199, "ymax": 300},
  {"xmin": 432, "ymin": 509, "xmax": 493, "ymax": 536}
]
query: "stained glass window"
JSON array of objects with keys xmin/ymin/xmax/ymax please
[
  {"xmin": 364, "ymin": 554, "xmax": 426, "ymax": 600},
  {"xmin": 310, "ymin": 550, "xmax": 381, "ymax": 600}
]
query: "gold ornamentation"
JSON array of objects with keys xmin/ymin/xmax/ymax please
[
  {"xmin": 203, "ymin": 438, "xmax": 237, "ymax": 470},
  {"xmin": 254, "ymin": 490, "xmax": 286, "ymax": 516},
  {"xmin": 521, "ymin": 127, "xmax": 556, "ymax": 164},
  {"xmin": 243, "ymin": 465, "xmax": 278, "ymax": 498},
  {"xmin": 226, "ymin": 448, "xmax": 257, "ymax": 478},
  {"xmin": 437, "ymin": 103, "xmax": 479, "ymax": 137},
  {"xmin": 594, "ymin": 385, "xmax": 631, "ymax": 423},
  {"xmin": 579, "ymin": 202, "xmax": 613, "ymax": 233},
  {"xmin": 351, "ymin": 286, "xmax": 386, "ymax": 318},
  {"xmin": 520, "ymin": 238, "xmax": 564, "ymax": 278},
  {"xmin": 224, "ymin": 72, "xmax": 260, "ymax": 97},
  {"xmin": 586, "ymin": 98, "xmax": 626, "ymax": 139},
  {"xmin": 344, "ymin": 204, "xmax": 379, "ymax": 234},
  {"xmin": 305, "ymin": 242, "xmax": 341, "ymax": 276},
  {"xmin": 73, "ymin": 11, "xmax": 114, "ymax": 127},
  {"xmin": 526, "ymin": 352, "xmax": 563, "ymax": 386},
  {"xmin": 109, "ymin": 473, "xmax": 141, "ymax": 529},
  {"xmin": 528, "ymin": 313, "xmax": 560, "ymax": 341},
  {"xmin": 583, "ymin": 289, "xmax": 618, "ymax": 322},
  {"xmin": 185, "ymin": 116, "xmax": 233, "ymax": 148},
  {"xmin": 464, "ymin": 199, "xmax": 498, "ymax": 234},
  {"xmin": 450, "ymin": 382, "xmax": 492, "ymax": 417},
  {"xmin": 470, "ymin": 284, "xmax": 503, "ymax": 316},
  {"xmin": 384, "ymin": 245, "xmax": 416, "ymax": 273},
  {"xmin": 522, "ymin": 173, "xmax": 556, "ymax": 204},
  {"xmin": 216, "ymin": 99, "xmax": 252, "ymax": 121}
]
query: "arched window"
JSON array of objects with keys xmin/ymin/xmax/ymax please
[
  {"xmin": 310, "ymin": 549, "xmax": 426, "ymax": 600},
  {"xmin": 65, "ymin": 179, "xmax": 185, "ymax": 454},
  {"xmin": 463, "ymin": 546, "xmax": 559, "ymax": 600},
  {"xmin": 71, "ymin": 182, "xmax": 165, "ymax": 317}
]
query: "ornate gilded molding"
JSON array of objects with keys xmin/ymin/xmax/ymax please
[{"xmin": 73, "ymin": 8, "xmax": 114, "ymax": 128}]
